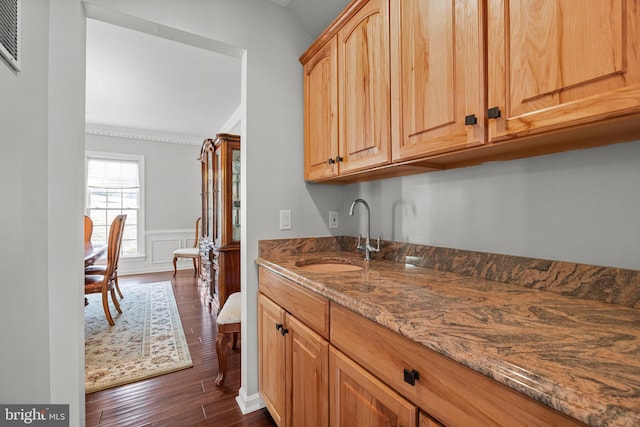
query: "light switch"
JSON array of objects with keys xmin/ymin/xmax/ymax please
[{"xmin": 279, "ymin": 210, "xmax": 292, "ymax": 230}]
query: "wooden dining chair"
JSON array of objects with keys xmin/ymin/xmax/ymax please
[
  {"xmin": 84, "ymin": 214, "xmax": 127, "ymax": 326},
  {"xmin": 85, "ymin": 214, "xmax": 127, "ymax": 298},
  {"xmin": 84, "ymin": 215, "xmax": 93, "ymax": 242},
  {"xmin": 173, "ymin": 217, "xmax": 202, "ymax": 276}
]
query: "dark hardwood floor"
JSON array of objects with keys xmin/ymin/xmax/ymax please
[{"xmin": 85, "ymin": 271, "xmax": 276, "ymax": 427}]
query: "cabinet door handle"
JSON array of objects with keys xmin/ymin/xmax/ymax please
[
  {"xmin": 280, "ymin": 327, "xmax": 289, "ymax": 336},
  {"xmin": 335, "ymin": 156, "xmax": 343, "ymax": 162},
  {"xmin": 488, "ymin": 106, "xmax": 502, "ymax": 119},
  {"xmin": 275, "ymin": 323, "xmax": 283, "ymax": 331},
  {"xmin": 403, "ymin": 368, "xmax": 420, "ymax": 386},
  {"xmin": 327, "ymin": 158, "xmax": 335, "ymax": 165},
  {"xmin": 464, "ymin": 114, "xmax": 477, "ymax": 125}
]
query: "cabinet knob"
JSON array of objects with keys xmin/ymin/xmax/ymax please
[
  {"xmin": 403, "ymin": 368, "xmax": 420, "ymax": 386},
  {"xmin": 464, "ymin": 114, "xmax": 477, "ymax": 125},
  {"xmin": 327, "ymin": 158, "xmax": 335, "ymax": 165},
  {"xmin": 488, "ymin": 106, "xmax": 502, "ymax": 119},
  {"xmin": 275, "ymin": 323, "xmax": 283, "ymax": 331},
  {"xmin": 335, "ymin": 156, "xmax": 343, "ymax": 162},
  {"xmin": 280, "ymin": 327, "xmax": 289, "ymax": 336}
]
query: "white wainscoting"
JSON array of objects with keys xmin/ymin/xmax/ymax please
[{"xmin": 117, "ymin": 228, "xmax": 198, "ymax": 276}]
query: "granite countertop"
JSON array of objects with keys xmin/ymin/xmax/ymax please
[{"xmin": 256, "ymin": 250, "xmax": 640, "ymax": 427}]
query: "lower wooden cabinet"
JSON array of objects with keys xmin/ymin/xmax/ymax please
[
  {"xmin": 258, "ymin": 293, "xmax": 286, "ymax": 426},
  {"xmin": 330, "ymin": 303, "xmax": 585, "ymax": 427},
  {"xmin": 258, "ymin": 292, "xmax": 329, "ymax": 427},
  {"xmin": 330, "ymin": 346, "xmax": 417, "ymax": 427},
  {"xmin": 257, "ymin": 266, "xmax": 586, "ymax": 427}
]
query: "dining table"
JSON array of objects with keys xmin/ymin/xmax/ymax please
[{"xmin": 84, "ymin": 241, "xmax": 106, "ymax": 267}]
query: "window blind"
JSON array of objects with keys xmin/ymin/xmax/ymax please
[
  {"xmin": 87, "ymin": 158, "xmax": 140, "ymax": 189},
  {"xmin": 0, "ymin": 0, "xmax": 19, "ymax": 70}
]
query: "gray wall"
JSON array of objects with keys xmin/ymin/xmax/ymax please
[
  {"xmin": 0, "ymin": 0, "xmax": 87, "ymax": 424},
  {"xmin": 86, "ymin": 134, "xmax": 201, "ymax": 230},
  {"xmin": 342, "ymin": 140, "xmax": 640, "ymax": 271},
  {"xmin": 85, "ymin": 134, "xmax": 203, "ymax": 275},
  {"xmin": 0, "ymin": 0, "xmax": 52, "ymax": 406}
]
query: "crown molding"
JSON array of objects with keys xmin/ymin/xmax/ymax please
[
  {"xmin": 86, "ymin": 101, "xmax": 242, "ymax": 145},
  {"xmin": 85, "ymin": 123, "xmax": 205, "ymax": 146}
]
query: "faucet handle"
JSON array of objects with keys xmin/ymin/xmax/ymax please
[
  {"xmin": 356, "ymin": 234, "xmax": 365, "ymax": 251},
  {"xmin": 368, "ymin": 236, "xmax": 381, "ymax": 253}
]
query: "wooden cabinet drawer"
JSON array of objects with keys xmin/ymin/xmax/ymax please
[
  {"xmin": 330, "ymin": 304, "xmax": 585, "ymax": 427},
  {"xmin": 259, "ymin": 267, "xmax": 330, "ymax": 339}
]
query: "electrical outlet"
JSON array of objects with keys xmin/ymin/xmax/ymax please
[
  {"xmin": 279, "ymin": 210, "xmax": 292, "ymax": 230},
  {"xmin": 329, "ymin": 211, "xmax": 339, "ymax": 229}
]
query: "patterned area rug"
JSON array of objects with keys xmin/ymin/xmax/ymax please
[{"xmin": 85, "ymin": 281, "xmax": 193, "ymax": 393}]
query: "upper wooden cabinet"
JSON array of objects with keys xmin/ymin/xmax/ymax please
[
  {"xmin": 487, "ymin": 0, "xmax": 640, "ymax": 142},
  {"xmin": 301, "ymin": 0, "xmax": 391, "ymax": 181},
  {"xmin": 303, "ymin": 37, "xmax": 339, "ymax": 181},
  {"xmin": 391, "ymin": 0, "xmax": 485, "ymax": 161},
  {"xmin": 301, "ymin": 0, "xmax": 640, "ymax": 183},
  {"xmin": 337, "ymin": 0, "xmax": 391, "ymax": 175}
]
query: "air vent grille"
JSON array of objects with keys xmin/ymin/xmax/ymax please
[{"xmin": 0, "ymin": 0, "xmax": 20, "ymax": 70}]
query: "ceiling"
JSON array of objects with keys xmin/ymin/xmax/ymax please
[{"xmin": 85, "ymin": 0, "xmax": 350, "ymax": 144}]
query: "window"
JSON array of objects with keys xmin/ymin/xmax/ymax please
[{"xmin": 85, "ymin": 152, "xmax": 145, "ymax": 257}]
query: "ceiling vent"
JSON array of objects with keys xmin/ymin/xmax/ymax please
[{"xmin": 0, "ymin": 0, "xmax": 20, "ymax": 71}]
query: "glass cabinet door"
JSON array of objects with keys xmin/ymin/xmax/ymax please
[
  {"xmin": 231, "ymin": 148, "xmax": 240, "ymax": 242},
  {"xmin": 203, "ymin": 134, "xmax": 240, "ymax": 248},
  {"xmin": 207, "ymin": 150, "xmax": 214, "ymax": 239},
  {"xmin": 214, "ymin": 147, "xmax": 222, "ymax": 245}
]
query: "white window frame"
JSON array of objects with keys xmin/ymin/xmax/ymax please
[{"xmin": 85, "ymin": 151, "xmax": 146, "ymax": 258}]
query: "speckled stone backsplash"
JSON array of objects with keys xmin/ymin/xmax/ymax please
[{"xmin": 258, "ymin": 236, "xmax": 640, "ymax": 308}]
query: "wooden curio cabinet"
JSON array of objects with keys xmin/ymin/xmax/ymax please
[{"xmin": 199, "ymin": 133, "xmax": 241, "ymax": 312}]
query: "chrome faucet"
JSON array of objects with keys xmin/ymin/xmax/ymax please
[{"xmin": 348, "ymin": 198, "xmax": 380, "ymax": 261}]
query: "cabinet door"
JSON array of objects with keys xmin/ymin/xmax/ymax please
[
  {"xmin": 258, "ymin": 294, "xmax": 286, "ymax": 426},
  {"xmin": 330, "ymin": 347, "xmax": 417, "ymax": 427},
  {"xmin": 287, "ymin": 315, "xmax": 329, "ymax": 427},
  {"xmin": 419, "ymin": 412, "xmax": 445, "ymax": 427},
  {"xmin": 391, "ymin": 0, "xmax": 485, "ymax": 161},
  {"xmin": 338, "ymin": 0, "xmax": 391, "ymax": 175},
  {"xmin": 304, "ymin": 38, "xmax": 339, "ymax": 181},
  {"xmin": 488, "ymin": 0, "xmax": 640, "ymax": 141}
]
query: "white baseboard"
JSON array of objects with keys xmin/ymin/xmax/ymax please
[
  {"xmin": 111, "ymin": 228, "xmax": 198, "ymax": 276},
  {"xmin": 235, "ymin": 387, "xmax": 265, "ymax": 415},
  {"xmin": 119, "ymin": 265, "xmax": 197, "ymax": 276}
]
